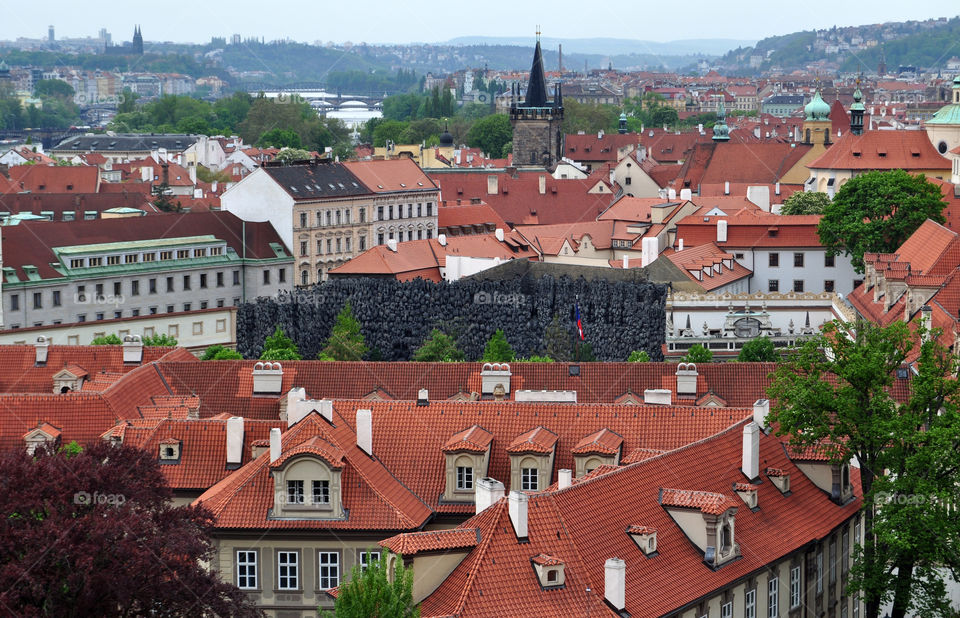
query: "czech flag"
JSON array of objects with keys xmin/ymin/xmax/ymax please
[{"xmin": 575, "ymin": 303, "xmax": 585, "ymax": 340}]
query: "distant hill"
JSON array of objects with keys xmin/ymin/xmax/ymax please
[
  {"xmin": 445, "ymin": 36, "xmax": 757, "ymax": 57},
  {"xmin": 716, "ymin": 16, "xmax": 960, "ymax": 75}
]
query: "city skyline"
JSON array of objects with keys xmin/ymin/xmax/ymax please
[{"xmin": 0, "ymin": 1, "xmax": 957, "ymax": 49}]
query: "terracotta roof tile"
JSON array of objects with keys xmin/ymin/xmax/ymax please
[
  {"xmin": 442, "ymin": 425, "xmax": 494, "ymax": 453},
  {"xmin": 380, "ymin": 528, "xmax": 480, "ymax": 556},
  {"xmin": 660, "ymin": 488, "xmax": 739, "ymax": 515},
  {"xmin": 506, "ymin": 426, "xmax": 559, "ymax": 454},
  {"xmin": 571, "ymin": 428, "xmax": 623, "ymax": 455}
]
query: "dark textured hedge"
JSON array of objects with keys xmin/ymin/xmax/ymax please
[{"xmin": 237, "ymin": 275, "xmax": 666, "ymax": 362}]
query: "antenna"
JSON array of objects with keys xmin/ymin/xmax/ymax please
[{"xmin": 536, "ymin": 25, "xmax": 541, "ymax": 42}]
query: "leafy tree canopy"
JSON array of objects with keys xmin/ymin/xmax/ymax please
[
  {"xmin": 257, "ymin": 127, "xmax": 302, "ymax": 149},
  {"xmin": 321, "ymin": 301, "xmax": 368, "ymax": 361},
  {"xmin": 682, "ymin": 344, "xmax": 713, "ymax": 363},
  {"xmin": 91, "ymin": 334, "xmax": 123, "ymax": 345},
  {"xmin": 465, "ymin": 114, "xmax": 512, "ymax": 158},
  {"xmin": 780, "ymin": 191, "xmax": 831, "ymax": 215},
  {"xmin": 628, "ymin": 350, "xmax": 651, "ymax": 362},
  {"xmin": 142, "ymin": 333, "xmax": 178, "ymax": 346},
  {"xmin": 481, "ymin": 329, "xmax": 515, "ymax": 363},
  {"xmin": 201, "ymin": 344, "xmax": 243, "ymax": 360},
  {"xmin": 737, "ymin": 336, "xmax": 778, "ymax": 362},
  {"xmin": 320, "ymin": 551, "xmax": 418, "ymax": 618},
  {"xmin": 818, "ymin": 170, "xmax": 947, "ymax": 272},
  {"xmin": 413, "ymin": 328, "xmax": 464, "ymax": 362},
  {"xmin": 260, "ymin": 325, "xmax": 301, "ymax": 360}
]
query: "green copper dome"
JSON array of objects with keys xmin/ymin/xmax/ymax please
[
  {"xmin": 804, "ymin": 89, "xmax": 830, "ymax": 121},
  {"xmin": 712, "ymin": 101, "xmax": 730, "ymax": 141},
  {"xmin": 850, "ymin": 86, "xmax": 865, "ymax": 112}
]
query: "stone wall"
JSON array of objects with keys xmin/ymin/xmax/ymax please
[{"xmin": 237, "ymin": 274, "xmax": 666, "ymax": 362}]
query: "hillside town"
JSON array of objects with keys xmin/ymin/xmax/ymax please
[{"xmin": 1, "ymin": 12, "xmax": 960, "ymax": 618}]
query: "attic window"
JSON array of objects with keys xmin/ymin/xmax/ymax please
[
  {"xmin": 910, "ymin": 148, "xmax": 920, "ymax": 157},
  {"xmin": 400, "ymin": 183, "xmax": 406, "ymax": 187},
  {"xmin": 159, "ymin": 440, "xmax": 181, "ymax": 463}
]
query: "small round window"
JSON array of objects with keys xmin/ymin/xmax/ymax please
[{"xmin": 938, "ymin": 141, "xmax": 948, "ymax": 154}]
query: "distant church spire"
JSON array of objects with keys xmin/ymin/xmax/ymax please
[{"xmin": 525, "ymin": 36, "xmax": 548, "ymax": 107}]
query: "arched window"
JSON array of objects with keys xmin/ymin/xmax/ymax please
[
  {"xmin": 721, "ymin": 523, "xmax": 733, "ymax": 553},
  {"xmin": 547, "ymin": 569, "xmax": 558, "ymax": 583},
  {"xmin": 301, "ymin": 270, "xmax": 308, "ymax": 286}
]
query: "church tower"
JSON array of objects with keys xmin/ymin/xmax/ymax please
[
  {"xmin": 712, "ymin": 102, "xmax": 730, "ymax": 141},
  {"xmin": 849, "ymin": 80, "xmax": 865, "ymax": 136},
  {"xmin": 510, "ymin": 33, "xmax": 564, "ymax": 169},
  {"xmin": 133, "ymin": 26, "xmax": 144, "ymax": 55},
  {"xmin": 802, "ymin": 86, "xmax": 831, "ymax": 145}
]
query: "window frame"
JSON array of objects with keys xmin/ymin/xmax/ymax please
[
  {"xmin": 768, "ymin": 576, "xmax": 779, "ymax": 618},
  {"xmin": 236, "ymin": 549, "xmax": 259, "ymax": 590},
  {"xmin": 312, "ymin": 479, "xmax": 330, "ymax": 505},
  {"xmin": 790, "ymin": 565, "xmax": 801, "ymax": 608},
  {"xmin": 793, "ymin": 252, "xmax": 804, "ymax": 267},
  {"xmin": 745, "ymin": 588, "xmax": 757, "ymax": 618},
  {"xmin": 276, "ymin": 550, "xmax": 300, "ymax": 591},
  {"xmin": 521, "ymin": 467, "xmax": 539, "ymax": 491},
  {"xmin": 317, "ymin": 550, "xmax": 340, "ymax": 590},
  {"xmin": 456, "ymin": 465, "xmax": 474, "ymax": 491},
  {"xmin": 768, "ymin": 252, "xmax": 779, "ymax": 267},
  {"xmin": 358, "ymin": 549, "xmax": 380, "ymax": 571},
  {"xmin": 287, "ymin": 479, "xmax": 305, "ymax": 505}
]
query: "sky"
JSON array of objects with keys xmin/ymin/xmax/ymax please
[{"xmin": 1, "ymin": 1, "xmax": 958, "ymax": 48}]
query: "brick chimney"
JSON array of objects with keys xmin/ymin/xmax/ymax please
[
  {"xmin": 226, "ymin": 416, "xmax": 244, "ymax": 468},
  {"xmin": 476, "ymin": 477, "xmax": 505, "ymax": 514},
  {"xmin": 604, "ymin": 558, "xmax": 626, "ymax": 611}
]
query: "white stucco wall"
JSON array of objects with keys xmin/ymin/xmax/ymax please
[{"xmin": 221, "ymin": 168, "xmax": 295, "ymax": 250}]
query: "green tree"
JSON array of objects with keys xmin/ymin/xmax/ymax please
[
  {"xmin": 141, "ymin": 334, "xmax": 178, "ymax": 346},
  {"xmin": 519, "ymin": 355, "xmax": 554, "ymax": 362},
  {"xmin": 737, "ymin": 336, "xmax": 778, "ymax": 362},
  {"xmin": 542, "ymin": 315, "xmax": 572, "ymax": 362},
  {"xmin": 780, "ymin": 191, "xmax": 831, "ymax": 215},
  {"xmin": 321, "ymin": 302, "xmax": 368, "ymax": 361},
  {"xmin": 682, "ymin": 344, "xmax": 713, "ymax": 363},
  {"xmin": 201, "ymin": 345, "xmax": 243, "ymax": 360},
  {"xmin": 413, "ymin": 328, "xmax": 464, "ymax": 362},
  {"xmin": 91, "ymin": 334, "xmax": 123, "ymax": 345},
  {"xmin": 627, "ymin": 350, "xmax": 650, "ymax": 362},
  {"xmin": 561, "ymin": 98, "xmax": 619, "ymax": 135},
  {"xmin": 274, "ymin": 147, "xmax": 311, "ymax": 164},
  {"xmin": 319, "ymin": 551, "xmax": 418, "ymax": 618},
  {"xmin": 373, "ymin": 119, "xmax": 409, "ymax": 147},
  {"xmin": 768, "ymin": 320, "xmax": 960, "ymax": 618},
  {"xmin": 117, "ymin": 87, "xmax": 139, "ymax": 114},
  {"xmin": 465, "ymin": 114, "xmax": 512, "ymax": 158},
  {"xmin": 818, "ymin": 170, "xmax": 947, "ymax": 272},
  {"xmin": 481, "ymin": 329, "xmax": 515, "ymax": 362},
  {"xmin": 257, "ymin": 128, "xmax": 302, "ymax": 149},
  {"xmin": 260, "ymin": 326, "xmax": 301, "ymax": 361}
]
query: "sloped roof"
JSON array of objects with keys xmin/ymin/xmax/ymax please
[
  {"xmin": 263, "ymin": 161, "xmax": 368, "ymax": 200},
  {"xmin": 565, "ymin": 133, "xmax": 639, "ymax": 163},
  {"xmin": 571, "ymin": 428, "xmax": 623, "ymax": 455},
  {"xmin": 5, "ymin": 164, "xmax": 99, "ymax": 193},
  {"xmin": 674, "ymin": 210, "xmax": 823, "ymax": 248},
  {"xmin": 807, "ymin": 130, "xmax": 950, "ymax": 171},
  {"xmin": 342, "ymin": 158, "xmax": 437, "ymax": 194},
  {"xmin": 380, "ymin": 528, "xmax": 480, "ymax": 556},
  {"xmin": 663, "ymin": 242, "xmax": 753, "ymax": 292}
]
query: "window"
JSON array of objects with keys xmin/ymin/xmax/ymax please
[
  {"xmin": 312, "ymin": 480, "xmax": 330, "ymax": 505},
  {"xmin": 790, "ymin": 566, "xmax": 801, "ymax": 608},
  {"xmin": 359, "ymin": 236, "xmax": 366, "ymax": 251},
  {"xmin": 132, "ymin": 309, "xmax": 140, "ymax": 316},
  {"xmin": 263, "ymin": 269, "xmax": 271, "ymax": 285},
  {"xmin": 113, "ymin": 281, "xmax": 122, "ymax": 296},
  {"xmin": 300, "ymin": 241, "xmax": 308, "ymax": 256},
  {"xmin": 326, "ymin": 211, "xmax": 332, "ymax": 226},
  {"xmin": 427, "ymin": 202, "xmax": 433, "ymax": 216},
  {"xmin": 417, "ymin": 204, "xmax": 422, "ymax": 217},
  {"xmin": 96, "ymin": 312, "xmax": 104, "ymax": 321},
  {"xmin": 78, "ymin": 313, "xmax": 86, "ymax": 322},
  {"xmin": 456, "ymin": 466, "xmax": 473, "ymax": 490},
  {"xmin": 216, "ymin": 272, "xmax": 224, "ymax": 287},
  {"xmin": 426, "ymin": 229, "xmax": 433, "ymax": 239},
  {"xmin": 842, "ymin": 529, "xmax": 849, "ymax": 575},
  {"xmin": 89, "ymin": 257, "xmax": 102, "ymax": 267},
  {"xmin": 96, "ymin": 283, "xmax": 104, "ymax": 297},
  {"xmin": 824, "ymin": 280, "xmax": 835, "ymax": 293},
  {"xmin": 236, "ymin": 550, "xmax": 257, "ymax": 590},
  {"xmin": 233, "ymin": 270, "xmax": 240, "ymax": 286},
  {"xmin": 183, "ymin": 303, "xmax": 191, "ymax": 312},
  {"xmin": 825, "ymin": 254, "xmax": 835, "ymax": 267},
  {"xmin": 377, "ymin": 206, "xmax": 384, "ymax": 221},
  {"xmin": 318, "ymin": 552, "xmax": 339, "ymax": 590},
  {"xmin": 52, "ymin": 291, "xmax": 61, "ymax": 307},
  {"xmin": 279, "ymin": 268, "xmax": 286, "ymax": 284},
  {"xmin": 32, "ymin": 292, "xmax": 42, "ymax": 309},
  {"xmin": 746, "ymin": 588, "xmax": 757, "ymax": 618},
  {"xmin": 768, "ymin": 279, "xmax": 779, "ymax": 292},
  {"xmin": 769, "ymin": 252, "xmax": 779, "ymax": 267},
  {"xmin": 149, "ymin": 278, "xmax": 157, "ymax": 294},
  {"xmin": 336, "ymin": 210, "xmax": 341, "ymax": 225},
  {"xmin": 107, "ymin": 255, "xmax": 120, "ymax": 265},
  {"xmin": 794, "ymin": 252, "xmax": 804, "ymax": 267},
  {"xmin": 70, "ymin": 258, "xmax": 84, "ymax": 268},
  {"xmin": 10, "ymin": 294, "xmax": 19, "ymax": 311},
  {"xmin": 317, "ymin": 211, "xmax": 323, "ymax": 226},
  {"xmin": 277, "ymin": 551, "xmax": 299, "ymax": 590},
  {"xmin": 359, "ymin": 208, "xmax": 365, "ymax": 223},
  {"xmin": 200, "ymin": 301, "xmax": 208, "ymax": 310},
  {"xmin": 521, "ymin": 467, "xmax": 538, "ymax": 491},
  {"xmin": 210, "ymin": 246, "xmax": 222, "ymax": 256},
  {"xmin": 160, "ymin": 251, "xmax": 172, "ymax": 261},
  {"xmin": 166, "ymin": 277, "xmax": 174, "ymax": 293},
  {"xmin": 183, "ymin": 275, "xmax": 191, "ymax": 291},
  {"xmin": 768, "ymin": 576, "xmax": 779, "ymax": 617},
  {"xmin": 359, "ymin": 550, "xmax": 380, "ymax": 571},
  {"xmin": 287, "ymin": 480, "xmax": 305, "ymax": 505},
  {"xmin": 327, "ymin": 239, "xmax": 333, "ymax": 254},
  {"xmin": 177, "ymin": 249, "xmax": 189, "ymax": 259},
  {"xmin": 345, "ymin": 238, "xmax": 351, "ymax": 252},
  {"xmin": 625, "ymin": 176, "xmax": 632, "ymax": 185},
  {"xmin": 167, "ymin": 305, "xmax": 174, "ymax": 313},
  {"xmin": 76, "ymin": 285, "xmax": 86, "ymax": 302},
  {"xmin": 336, "ymin": 238, "xmax": 342, "ymax": 253},
  {"xmin": 817, "ymin": 551, "xmax": 823, "ymax": 593},
  {"xmin": 299, "ymin": 212, "xmax": 307, "ymax": 228},
  {"xmin": 378, "ymin": 233, "xmax": 384, "ymax": 245},
  {"xmin": 125, "ymin": 253, "xmax": 138, "ymax": 264},
  {"xmin": 301, "ymin": 270, "xmax": 308, "ymax": 286},
  {"xmin": 721, "ymin": 602, "xmax": 732, "ymax": 618},
  {"xmin": 793, "ymin": 280, "xmax": 804, "ymax": 293},
  {"xmin": 131, "ymin": 280, "xmax": 139, "ymax": 296},
  {"xmin": 830, "ymin": 539, "xmax": 837, "ymax": 585}
]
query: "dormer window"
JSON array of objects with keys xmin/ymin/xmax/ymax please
[
  {"xmin": 521, "ymin": 467, "xmax": 539, "ymax": 491},
  {"xmin": 441, "ymin": 425, "xmax": 493, "ymax": 503},
  {"xmin": 456, "ymin": 465, "xmax": 473, "ymax": 490},
  {"xmin": 661, "ymin": 489, "xmax": 741, "ymax": 568},
  {"xmin": 287, "ymin": 480, "xmax": 305, "ymax": 504},
  {"xmin": 627, "ymin": 525, "xmax": 658, "ymax": 557},
  {"xmin": 572, "ymin": 429, "xmax": 623, "ymax": 477},
  {"xmin": 270, "ymin": 437, "xmax": 345, "ymax": 520},
  {"xmin": 313, "ymin": 480, "xmax": 330, "ymax": 504},
  {"xmin": 507, "ymin": 426, "xmax": 558, "ymax": 493},
  {"xmin": 531, "ymin": 554, "xmax": 566, "ymax": 589},
  {"xmin": 159, "ymin": 439, "xmax": 181, "ymax": 463}
]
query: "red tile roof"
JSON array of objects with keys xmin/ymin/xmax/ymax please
[
  {"xmin": 807, "ymin": 130, "xmax": 951, "ymax": 171},
  {"xmin": 674, "ymin": 210, "xmax": 823, "ymax": 248},
  {"xmin": 506, "ymin": 426, "xmax": 559, "ymax": 454},
  {"xmin": 5, "ymin": 165, "xmax": 99, "ymax": 193},
  {"xmin": 442, "ymin": 425, "xmax": 494, "ymax": 453},
  {"xmin": 342, "ymin": 158, "xmax": 437, "ymax": 194},
  {"xmin": 660, "ymin": 488, "xmax": 738, "ymax": 515},
  {"xmin": 571, "ymin": 428, "xmax": 623, "ymax": 455},
  {"xmin": 380, "ymin": 528, "xmax": 480, "ymax": 556},
  {"xmin": 438, "ymin": 201, "xmax": 507, "ymax": 232},
  {"xmin": 565, "ymin": 133, "xmax": 640, "ymax": 163},
  {"xmin": 530, "ymin": 553, "xmax": 564, "ymax": 566},
  {"xmin": 663, "ymin": 242, "xmax": 753, "ymax": 291},
  {"xmin": 672, "ymin": 142, "xmax": 812, "ymax": 191}
]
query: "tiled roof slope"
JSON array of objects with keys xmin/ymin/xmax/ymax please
[
  {"xmin": 663, "ymin": 242, "xmax": 753, "ymax": 291},
  {"xmin": 342, "ymin": 158, "xmax": 437, "ymax": 193},
  {"xmin": 415, "ymin": 420, "xmax": 861, "ymax": 617},
  {"xmin": 674, "ymin": 210, "xmax": 823, "ymax": 248},
  {"xmin": 0, "ymin": 392, "xmax": 117, "ymax": 450},
  {"xmin": 262, "ymin": 161, "xmax": 369, "ymax": 200},
  {"xmin": 380, "ymin": 528, "xmax": 480, "ymax": 556},
  {"xmin": 0, "ymin": 192, "xmax": 156, "ymax": 217},
  {"xmin": 5, "ymin": 165, "xmax": 100, "ymax": 193},
  {"xmin": 807, "ymin": 130, "xmax": 951, "ymax": 171}
]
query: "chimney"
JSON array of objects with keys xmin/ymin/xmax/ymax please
[
  {"xmin": 211, "ymin": 180, "xmax": 218, "ymax": 193},
  {"xmin": 508, "ymin": 490, "xmax": 528, "ymax": 539},
  {"xmin": 774, "ymin": 182, "xmax": 781, "ymax": 196},
  {"xmin": 252, "ymin": 362, "xmax": 283, "ymax": 394},
  {"xmin": 622, "ymin": 255, "xmax": 629, "ymax": 269},
  {"xmin": 742, "ymin": 421, "xmax": 760, "ymax": 480},
  {"xmin": 641, "ymin": 237, "xmax": 658, "ymax": 267},
  {"xmin": 921, "ymin": 305, "xmax": 932, "ymax": 341},
  {"xmin": 675, "ymin": 362, "xmax": 698, "ymax": 396},
  {"xmin": 356, "ymin": 408, "xmax": 373, "ymax": 455},
  {"xmin": 724, "ymin": 181, "xmax": 730, "ymax": 195},
  {"xmin": 680, "ymin": 188, "xmax": 692, "ymax": 201},
  {"xmin": 558, "ymin": 469, "xmax": 572, "ymax": 489},
  {"xmin": 122, "ymin": 335, "xmax": 143, "ymax": 363},
  {"xmin": 318, "ymin": 399, "xmax": 333, "ymax": 422},
  {"xmin": 643, "ymin": 389, "xmax": 672, "ymax": 405},
  {"xmin": 604, "ymin": 558, "xmax": 626, "ymax": 611},
  {"xmin": 716, "ymin": 219, "xmax": 728, "ymax": 243},
  {"xmin": 487, "ymin": 174, "xmax": 498, "ymax": 195},
  {"xmin": 539, "ymin": 175, "xmax": 546, "ymax": 194},
  {"xmin": 747, "ymin": 186, "xmax": 770, "ymax": 212},
  {"xmin": 753, "ymin": 399, "xmax": 769, "ymax": 428},
  {"xmin": 141, "ymin": 165, "xmax": 152, "ymax": 182},
  {"xmin": 35, "ymin": 336, "xmax": 49, "ymax": 365},
  {"xmin": 438, "ymin": 234, "xmax": 447, "ymax": 246},
  {"xmin": 678, "ymin": 238, "xmax": 684, "ymax": 251},
  {"xmin": 386, "ymin": 238, "xmax": 398, "ymax": 252},
  {"xmin": 668, "ymin": 188, "xmax": 677, "ymax": 200},
  {"xmin": 417, "ymin": 388, "xmax": 429, "ymax": 406},
  {"xmin": 269, "ymin": 427, "xmax": 281, "ymax": 463},
  {"xmin": 495, "ymin": 228, "xmax": 505, "ymax": 242},
  {"xmin": 476, "ymin": 477, "xmax": 505, "ymax": 513},
  {"xmin": 481, "ymin": 362, "xmax": 511, "ymax": 396},
  {"xmin": 226, "ymin": 416, "xmax": 244, "ymax": 467},
  {"xmin": 188, "ymin": 164, "xmax": 197, "ymax": 185}
]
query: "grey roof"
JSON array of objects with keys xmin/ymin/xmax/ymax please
[
  {"xmin": 52, "ymin": 134, "xmax": 201, "ymax": 152},
  {"xmin": 263, "ymin": 161, "xmax": 370, "ymax": 200},
  {"xmin": 762, "ymin": 95, "xmax": 805, "ymax": 105}
]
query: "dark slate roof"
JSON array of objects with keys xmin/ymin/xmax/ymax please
[
  {"xmin": 262, "ymin": 161, "xmax": 370, "ymax": 200},
  {"xmin": 762, "ymin": 95, "xmax": 805, "ymax": 105},
  {"xmin": 524, "ymin": 40, "xmax": 549, "ymax": 108},
  {"xmin": 52, "ymin": 134, "xmax": 201, "ymax": 152}
]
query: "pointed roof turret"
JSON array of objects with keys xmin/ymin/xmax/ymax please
[{"xmin": 524, "ymin": 39, "xmax": 549, "ymax": 108}]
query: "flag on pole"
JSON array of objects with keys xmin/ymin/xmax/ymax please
[{"xmin": 575, "ymin": 303, "xmax": 585, "ymax": 340}]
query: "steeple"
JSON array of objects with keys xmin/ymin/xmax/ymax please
[
  {"xmin": 850, "ymin": 77, "xmax": 865, "ymax": 136},
  {"xmin": 712, "ymin": 102, "xmax": 730, "ymax": 141},
  {"xmin": 524, "ymin": 37, "xmax": 548, "ymax": 107}
]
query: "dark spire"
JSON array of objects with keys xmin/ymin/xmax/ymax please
[{"xmin": 524, "ymin": 40, "xmax": 548, "ymax": 108}]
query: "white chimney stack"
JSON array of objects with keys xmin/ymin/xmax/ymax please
[
  {"xmin": 122, "ymin": 334, "xmax": 143, "ymax": 363},
  {"xmin": 226, "ymin": 416, "xmax": 244, "ymax": 467},
  {"xmin": 417, "ymin": 388, "xmax": 429, "ymax": 406},
  {"xmin": 508, "ymin": 490, "xmax": 529, "ymax": 538},
  {"xmin": 438, "ymin": 234, "xmax": 447, "ymax": 246},
  {"xmin": 386, "ymin": 238, "xmax": 398, "ymax": 252},
  {"xmin": 604, "ymin": 558, "xmax": 627, "ymax": 611},
  {"xmin": 622, "ymin": 255, "xmax": 629, "ymax": 269},
  {"xmin": 558, "ymin": 469, "xmax": 572, "ymax": 489},
  {"xmin": 356, "ymin": 408, "xmax": 373, "ymax": 455},
  {"xmin": 717, "ymin": 219, "xmax": 728, "ymax": 243},
  {"xmin": 539, "ymin": 174, "xmax": 546, "ymax": 194},
  {"xmin": 641, "ymin": 237, "xmax": 658, "ymax": 267},
  {"xmin": 754, "ymin": 399, "xmax": 769, "ymax": 428},
  {"xmin": 680, "ymin": 188, "xmax": 692, "ymax": 201},
  {"xmin": 495, "ymin": 228, "xmax": 505, "ymax": 242},
  {"xmin": 668, "ymin": 188, "xmax": 677, "ymax": 200},
  {"xmin": 678, "ymin": 238, "xmax": 684, "ymax": 252},
  {"xmin": 742, "ymin": 421, "xmax": 760, "ymax": 480},
  {"xmin": 269, "ymin": 427, "xmax": 281, "ymax": 463},
  {"xmin": 476, "ymin": 477, "xmax": 505, "ymax": 513},
  {"xmin": 35, "ymin": 336, "xmax": 49, "ymax": 365}
]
